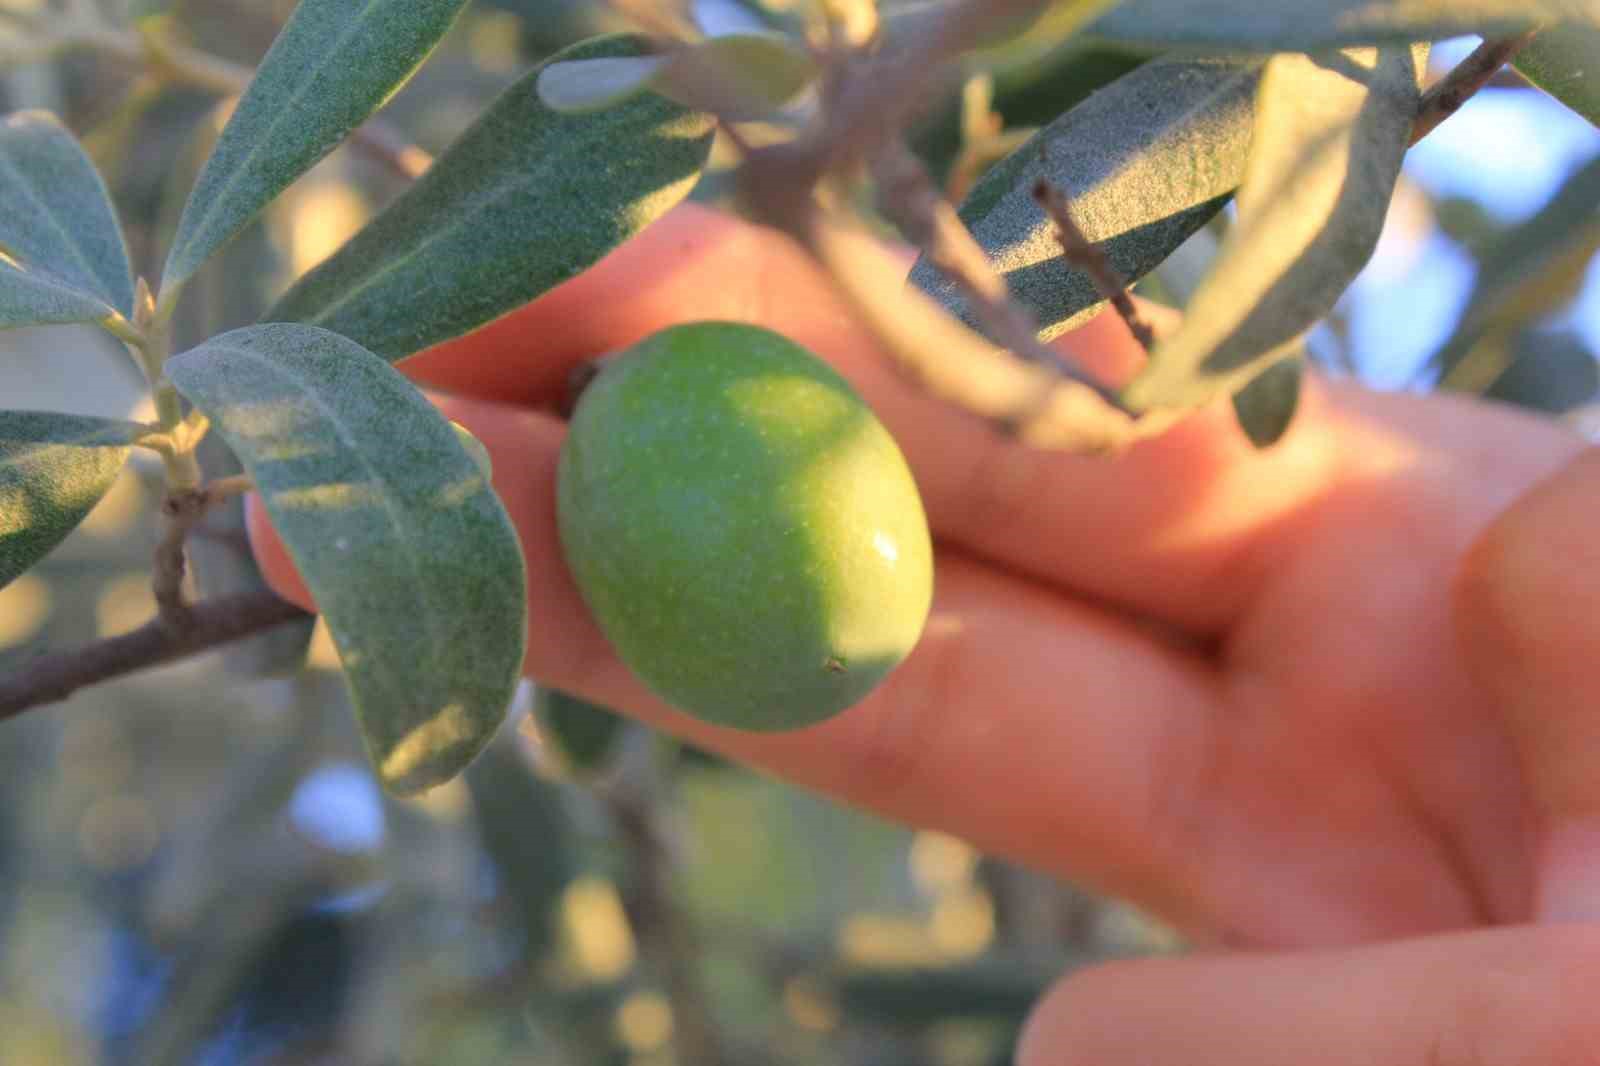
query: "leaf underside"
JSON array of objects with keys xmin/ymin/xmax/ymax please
[
  {"xmin": 0, "ymin": 110, "xmax": 133, "ymax": 319},
  {"xmin": 264, "ymin": 33, "xmax": 716, "ymax": 365},
  {"xmin": 1124, "ymin": 45, "xmax": 1427, "ymax": 411},
  {"xmin": 161, "ymin": 0, "xmax": 471, "ymax": 293},
  {"xmin": 1230, "ymin": 350, "xmax": 1305, "ymax": 448},
  {"xmin": 166, "ymin": 324, "xmax": 527, "ymax": 794},
  {"xmin": 909, "ymin": 56, "xmax": 1260, "ymax": 342},
  {"xmin": 1, "ymin": 411, "xmax": 142, "ymax": 589},
  {"xmin": 1514, "ymin": 23, "xmax": 1600, "ymax": 129}
]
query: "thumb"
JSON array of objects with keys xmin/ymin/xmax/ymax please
[{"xmin": 1455, "ymin": 445, "xmax": 1600, "ymax": 921}]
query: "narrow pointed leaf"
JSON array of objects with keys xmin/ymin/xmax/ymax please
[
  {"xmin": 0, "ymin": 259, "xmax": 121, "ymax": 330},
  {"xmin": 160, "ymin": 0, "xmax": 471, "ymax": 294},
  {"xmin": 909, "ymin": 57, "xmax": 1259, "ymax": 341},
  {"xmin": 166, "ymin": 324, "xmax": 528, "ymax": 794},
  {"xmin": 1092, "ymin": 0, "xmax": 1591, "ymax": 51},
  {"xmin": 1, "ymin": 411, "xmax": 142, "ymax": 589},
  {"xmin": 1125, "ymin": 46, "xmax": 1427, "ymax": 412},
  {"xmin": 1433, "ymin": 153, "xmax": 1600, "ymax": 381},
  {"xmin": 1515, "ymin": 24, "xmax": 1600, "ymax": 129},
  {"xmin": 539, "ymin": 32, "xmax": 817, "ymax": 119},
  {"xmin": 1230, "ymin": 349, "xmax": 1304, "ymax": 448},
  {"xmin": 0, "ymin": 111, "xmax": 133, "ymax": 317},
  {"xmin": 265, "ymin": 34, "xmax": 715, "ymax": 364}
]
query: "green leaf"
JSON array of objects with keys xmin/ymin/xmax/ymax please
[
  {"xmin": 1434, "ymin": 153, "xmax": 1600, "ymax": 383},
  {"xmin": 464, "ymin": 731, "xmax": 579, "ymax": 956},
  {"xmin": 532, "ymin": 686, "xmax": 625, "ymax": 777},
  {"xmin": 1092, "ymin": 0, "xmax": 1588, "ymax": 51},
  {"xmin": 1124, "ymin": 46, "xmax": 1427, "ymax": 412},
  {"xmin": 0, "ymin": 111, "xmax": 134, "ymax": 317},
  {"xmin": 1, "ymin": 411, "xmax": 143, "ymax": 589},
  {"xmin": 264, "ymin": 34, "xmax": 715, "ymax": 364},
  {"xmin": 165, "ymin": 324, "xmax": 528, "ymax": 794},
  {"xmin": 160, "ymin": 0, "xmax": 471, "ymax": 295},
  {"xmin": 1230, "ymin": 349, "xmax": 1304, "ymax": 448},
  {"xmin": 538, "ymin": 32, "xmax": 817, "ymax": 119},
  {"xmin": 1515, "ymin": 24, "xmax": 1600, "ymax": 128},
  {"xmin": 1484, "ymin": 329, "xmax": 1599, "ymax": 413},
  {"xmin": 0, "ymin": 259, "xmax": 122, "ymax": 330},
  {"xmin": 909, "ymin": 56, "xmax": 1259, "ymax": 342}
]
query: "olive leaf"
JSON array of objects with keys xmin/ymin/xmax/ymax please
[
  {"xmin": 1515, "ymin": 23, "xmax": 1600, "ymax": 129},
  {"xmin": 909, "ymin": 56, "xmax": 1259, "ymax": 341},
  {"xmin": 1, "ymin": 411, "xmax": 144, "ymax": 589},
  {"xmin": 537, "ymin": 31, "xmax": 817, "ymax": 119},
  {"xmin": 464, "ymin": 731, "xmax": 578, "ymax": 956},
  {"xmin": 166, "ymin": 324, "xmax": 527, "ymax": 795},
  {"xmin": 0, "ymin": 259, "xmax": 124, "ymax": 331},
  {"xmin": 1230, "ymin": 349, "xmax": 1304, "ymax": 448},
  {"xmin": 1123, "ymin": 45, "xmax": 1427, "ymax": 412},
  {"xmin": 1432, "ymin": 152, "xmax": 1600, "ymax": 384},
  {"xmin": 265, "ymin": 34, "xmax": 715, "ymax": 364},
  {"xmin": 1092, "ymin": 0, "xmax": 1590, "ymax": 51},
  {"xmin": 0, "ymin": 111, "xmax": 134, "ymax": 319},
  {"xmin": 1484, "ymin": 329, "xmax": 1599, "ymax": 413},
  {"xmin": 160, "ymin": 0, "xmax": 470, "ymax": 295},
  {"xmin": 532, "ymin": 686, "xmax": 625, "ymax": 777}
]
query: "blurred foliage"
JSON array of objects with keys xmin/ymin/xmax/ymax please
[{"xmin": 1, "ymin": 2, "xmax": 1598, "ymax": 1064}]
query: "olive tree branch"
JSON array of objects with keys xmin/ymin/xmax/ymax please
[
  {"xmin": 1411, "ymin": 30, "xmax": 1542, "ymax": 144},
  {"xmin": 0, "ymin": 591, "xmax": 312, "ymax": 721}
]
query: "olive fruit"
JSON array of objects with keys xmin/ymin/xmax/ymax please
[{"xmin": 557, "ymin": 322, "xmax": 933, "ymax": 731}]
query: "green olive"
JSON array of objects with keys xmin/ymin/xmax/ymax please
[{"xmin": 557, "ymin": 322, "xmax": 933, "ymax": 731}]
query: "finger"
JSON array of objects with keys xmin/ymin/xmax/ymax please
[
  {"xmin": 1019, "ymin": 925, "xmax": 1600, "ymax": 1066},
  {"xmin": 1455, "ymin": 446, "xmax": 1600, "ymax": 921},
  {"xmin": 248, "ymin": 392, "xmax": 1226, "ymax": 930}
]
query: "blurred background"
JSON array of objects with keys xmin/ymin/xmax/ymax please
[{"xmin": 0, "ymin": 1, "xmax": 1596, "ymax": 1063}]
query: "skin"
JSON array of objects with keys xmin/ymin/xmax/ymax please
[{"xmin": 251, "ymin": 203, "xmax": 1600, "ymax": 1063}]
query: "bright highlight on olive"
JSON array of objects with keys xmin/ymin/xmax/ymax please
[{"xmin": 557, "ymin": 322, "xmax": 934, "ymax": 731}]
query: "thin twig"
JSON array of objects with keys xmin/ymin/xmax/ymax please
[
  {"xmin": 151, "ymin": 478, "xmax": 256, "ymax": 629},
  {"xmin": 1411, "ymin": 31, "xmax": 1541, "ymax": 144},
  {"xmin": 872, "ymin": 139, "xmax": 1117, "ymax": 397},
  {"xmin": 1031, "ymin": 177, "xmax": 1157, "ymax": 352},
  {"xmin": 0, "ymin": 592, "xmax": 311, "ymax": 720}
]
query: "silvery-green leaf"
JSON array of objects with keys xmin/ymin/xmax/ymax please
[
  {"xmin": 160, "ymin": 0, "xmax": 471, "ymax": 295},
  {"xmin": 1124, "ymin": 46, "xmax": 1427, "ymax": 412},
  {"xmin": 910, "ymin": 56, "xmax": 1259, "ymax": 341},
  {"xmin": 1515, "ymin": 24, "xmax": 1600, "ymax": 129},
  {"xmin": 539, "ymin": 32, "xmax": 817, "ymax": 120},
  {"xmin": 1092, "ymin": 0, "xmax": 1590, "ymax": 51},
  {"xmin": 533, "ymin": 686, "xmax": 624, "ymax": 777},
  {"xmin": 166, "ymin": 324, "xmax": 527, "ymax": 794},
  {"xmin": 265, "ymin": 34, "xmax": 715, "ymax": 364},
  {"xmin": 1231, "ymin": 349, "xmax": 1304, "ymax": 448},
  {"xmin": 0, "ymin": 258, "xmax": 121, "ymax": 330},
  {"xmin": 1433, "ymin": 153, "xmax": 1600, "ymax": 381},
  {"xmin": 0, "ymin": 111, "xmax": 133, "ymax": 317},
  {"xmin": 1, "ymin": 411, "xmax": 143, "ymax": 589}
]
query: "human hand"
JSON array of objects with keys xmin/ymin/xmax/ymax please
[{"xmin": 250, "ymin": 203, "xmax": 1597, "ymax": 951}]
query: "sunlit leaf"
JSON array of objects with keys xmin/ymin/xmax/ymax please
[
  {"xmin": 0, "ymin": 111, "xmax": 133, "ymax": 317},
  {"xmin": 265, "ymin": 34, "xmax": 715, "ymax": 364},
  {"xmin": 1124, "ymin": 45, "xmax": 1427, "ymax": 412},
  {"xmin": 532, "ymin": 686, "xmax": 625, "ymax": 777},
  {"xmin": 1433, "ymin": 153, "xmax": 1600, "ymax": 382},
  {"xmin": 1515, "ymin": 23, "xmax": 1600, "ymax": 129},
  {"xmin": 160, "ymin": 0, "xmax": 471, "ymax": 295},
  {"xmin": 910, "ymin": 56, "xmax": 1259, "ymax": 341},
  {"xmin": 166, "ymin": 324, "xmax": 527, "ymax": 794},
  {"xmin": 1230, "ymin": 349, "xmax": 1304, "ymax": 448},
  {"xmin": 538, "ymin": 32, "xmax": 817, "ymax": 119},
  {"xmin": 1092, "ymin": 0, "xmax": 1589, "ymax": 51},
  {"xmin": 1, "ymin": 411, "xmax": 143, "ymax": 589}
]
